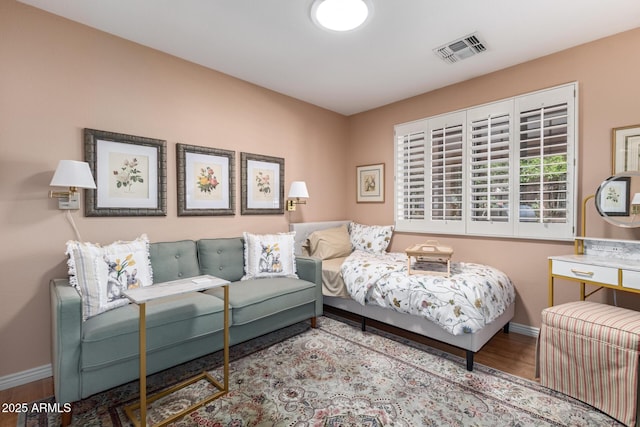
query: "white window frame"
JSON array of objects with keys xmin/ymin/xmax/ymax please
[{"xmin": 394, "ymin": 82, "xmax": 578, "ymax": 241}]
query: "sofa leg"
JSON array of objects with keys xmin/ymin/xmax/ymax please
[
  {"xmin": 61, "ymin": 403, "xmax": 73, "ymax": 426},
  {"xmin": 310, "ymin": 317, "xmax": 317, "ymax": 328}
]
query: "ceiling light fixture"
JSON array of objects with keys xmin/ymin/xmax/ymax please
[{"xmin": 311, "ymin": 0, "xmax": 372, "ymax": 32}]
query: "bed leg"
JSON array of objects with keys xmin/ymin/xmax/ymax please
[
  {"xmin": 361, "ymin": 316, "xmax": 366, "ymax": 331},
  {"xmin": 503, "ymin": 322, "xmax": 510, "ymax": 334},
  {"xmin": 466, "ymin": 351, "xmax": 474, "ymax": 371}
]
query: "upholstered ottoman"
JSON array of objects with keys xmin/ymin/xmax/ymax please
[{"xmin": 538, "ymin": 301, "xmax": 640, "ymax": 426}]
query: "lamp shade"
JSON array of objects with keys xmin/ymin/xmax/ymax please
[
  {"xmin": 633, "ymin": 193, "xmax": 640, "ymax": 205},
  {"xmin": 50, "ymin": 160, "xmax": 96, "ymax": 189},
  {"xmin": 288, "ymin": 181, "xmax": 309, "ymax": 198}
]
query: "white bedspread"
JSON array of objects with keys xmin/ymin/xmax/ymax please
[{"xmin": 340, "ymin": 250, "xmax": 516, "ymax": 335}]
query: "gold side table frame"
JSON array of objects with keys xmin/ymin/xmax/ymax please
[{"xmin": 122, "ymin": 275, "xmax": 230, "ymax": 427}]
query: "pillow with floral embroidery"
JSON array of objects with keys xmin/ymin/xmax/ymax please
[
  {"xmin": 242, "ymin": 232, "xmax": 297, "ymax": 280},
  {"xmin": 66, "ymin": 234, "xmax": 154, "ymax": 321},
  {"xmin": 349, "ymin": 222, "xmax": 394, "ymax": 253}
]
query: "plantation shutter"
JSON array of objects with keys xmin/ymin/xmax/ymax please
[
  {"xmin": 467, "ymin": 101, "xmax": 513, "ymax": 236},
  {"xmin": 427, "ymin": 112, "xmax": 466, "ymax": 233},
  {"xmin": 516, "ymin": 84, "xmax": 576, "ymax": 239},
  {"xmin": 395, "ymin": 122, "xmax": 427, "ymax": 232},
  {"xmin": 394, "ymin": 82, "xmax": 576, "ymax": 240}
]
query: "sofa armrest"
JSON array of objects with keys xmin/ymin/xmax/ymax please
[
  {"xmin": 50, "ymin": 278, "xmax": 83, "ymax": 404},
  {"xmin": 296, "ymin": 256, "xmax": 323, "ymax": 316}
]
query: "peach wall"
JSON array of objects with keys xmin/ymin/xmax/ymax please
[
  {"xmin": 347, "ymin": 28, "xmax": 640, "ymax": 328},
  {"xmin": 0, "ymin": 0, "xmax": 349, "ymax": 377},
  {"xmin": 3, "ymin": 0, "xmax": 640, "ymax": 380}
]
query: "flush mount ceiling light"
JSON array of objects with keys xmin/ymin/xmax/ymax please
[{"xmin": 311, "ymin": 0, "xmax": 372, "ymax": 32}]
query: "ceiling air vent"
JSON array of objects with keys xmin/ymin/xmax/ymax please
[{"xmin": 434, "ymin": 32, "xmax": 487, "ymax": 64}]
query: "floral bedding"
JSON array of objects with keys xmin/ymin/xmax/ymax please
[{"xmin": 340, "ymin": 250, "xmax": 516, "ymax": 335}]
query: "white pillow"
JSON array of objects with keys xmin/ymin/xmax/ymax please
[
  {"xmin": 66, "ymin": 235, "xmax": 154, "ymax": 321},
  {"xmin": 349, "ymin": 222, "xmax": 394, "ymax": 253},
  {"xmin": 242, "ymin": 232, "xmax": 298, "ymax": 280}
]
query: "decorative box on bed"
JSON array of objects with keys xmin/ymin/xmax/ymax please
[{"xmin": 290, "ymin": 220, "xmax": 516, "ymax": 371}]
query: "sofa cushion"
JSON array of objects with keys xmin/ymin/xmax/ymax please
[
  {"xmin": 205, "ymin": 278, "xmax": 315, "ymax": 325},
  {"xmin": 197, "ymin": 238, "xmax": 245, "ymax": 282},
  {"xmin": 149, "ymin": 240, "xmax": 200, "ymax": 283},
  {"xmin": 81, "ymin": 292, "xmax": 225, "ymax": 371}
]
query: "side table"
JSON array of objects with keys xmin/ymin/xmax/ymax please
[{"xmin": 122, "ymin": 275, "xmax": 230, "ymax": 427}]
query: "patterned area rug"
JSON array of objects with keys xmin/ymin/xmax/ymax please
[{"xmin": 20, "ymin": 316, "xmax": 622, "ymax": 426}]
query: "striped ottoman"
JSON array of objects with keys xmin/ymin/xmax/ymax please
[{"xmin": 538, "ymin": 301, "xmax": 640, "ymax": 426}]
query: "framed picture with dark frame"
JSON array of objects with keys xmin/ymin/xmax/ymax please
[
  {"xmin": 612, "ymin": 124, "xmax": 640, "ymax": 174},
  {"xmin": 596, "ymin": 176, "xmax": 630, "ymax": 217},
  {"xmin": 356, "ymin": 163, "xmax": 384, "ymax": 203},
  {"xmin": 84, "ymin": 128, "xmax": 167, "ymax": 217},
  {"xmin": 241, "ymin": 152, "xmax": 284, "ymax": 215},
  {"xmin": 176, "ymin": 143, "xmax": 235, "ymax": 216}
]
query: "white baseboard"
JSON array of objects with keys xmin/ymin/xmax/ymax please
[
  {"xmin": 510, "ymin": 321, "xmax": 539, "ymax": 338},
  {"xmin": 0, "ymin": 364, "xmax": 52, "ymax": 391}
]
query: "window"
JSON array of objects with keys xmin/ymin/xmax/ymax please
[{"xmin": 394, "ymin": 83, "xmax": 577, "ymax": 240}]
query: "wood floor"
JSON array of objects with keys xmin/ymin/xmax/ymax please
[{"xmin": 0, "ymin": 309, "xmax": 537, "ymax": 427}]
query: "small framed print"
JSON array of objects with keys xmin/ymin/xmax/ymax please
[
  {"xmin": 176, "ymin": 143, "xmax": 235, "ymax": 216},
  {"xmin": 356, "ymin": 163, "xmax": 384, "ymax": 203},
  {"xmin": 597, "ymin": 176, "xmax": 630, "ymax": 217},
  {"xmin": 612, "ymin": 124, "xmax": 640, "ymax": 173},
  {"xmin": 84, "ymin": 128, "xmax": 167, "ymax": 216},
  {"xmin": 241, "ymin": 152, "xmax": 284, "ymax": 215}
]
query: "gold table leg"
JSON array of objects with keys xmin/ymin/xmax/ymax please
[{"xmin": 124, "ymin": 284, "xmax": 229, "ymax": 427}]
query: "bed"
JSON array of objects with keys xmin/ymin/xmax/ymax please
[{"xmin": 290, "ymin": 220, "xmax": 516, "ymax": 371}]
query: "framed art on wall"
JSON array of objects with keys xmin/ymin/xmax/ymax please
[
  {"xmin": 612, "ymin": 124, "xmax": 640, "ymax": 173},
  {"xmin": 241, "ymin": 152, "xmax": 284, "ymax": 215},
  {"xmin": 176, "ymin": 143, "xmax": 235, "ymax": 216},
  {"xmin": 84, "ymin": 128, "xmax": 167, "ymax": 216},
  {"xmin": 597, "ymin": 176, "xmax": 630, "ymax": 216},
  {"xmin": 356, "ymin": 163, "xmax": 384, "ymax": 203}
]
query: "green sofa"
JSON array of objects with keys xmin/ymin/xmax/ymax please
[{"xmin": 50, "ymin": 237, "xmax": 322, "ymax": 424}]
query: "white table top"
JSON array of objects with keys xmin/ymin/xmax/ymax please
[
  {"xmin": 122, "ymin": 275, "xmax": 229, "ymax": 304},
  {"xmin": 549, "ymin": 254, "xmax": 640, "ymax": 271}
]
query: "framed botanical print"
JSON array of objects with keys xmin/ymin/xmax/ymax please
[
  {"xmin": 176, "ymin": 143, "xmax": 235, "ymax": 216},
  {"xmin": 241, "ymin": 152, "xmax": 284, "ymax": 215},
  {"xmin": 612, "ymin": 124, "xmax": 640, "ymax": 173},
  {"xmin": 597, "ymin": 176, "xmax": 630, "ymax": 216},
  {"xmin": 356, "ymin": 163, "xmax": 384, "ymax": 203},
  {"xmin": 84, "ymin": 128, "xmax": 167, "ymax": 216}
]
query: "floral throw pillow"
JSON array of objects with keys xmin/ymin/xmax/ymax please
[
  {"xmin": 349, "ymin": 222, "xmax": 394, "ymax": 253},
  {"xmin": 66, "ymin": 234, "xmax": 154, "ymax": 321},
  {"xmin": 242, "ymin": 232, "xmax": 298, "ymax": 280}
]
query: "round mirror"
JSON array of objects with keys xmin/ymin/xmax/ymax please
[{"xmin": 595, "ymin": 171, "xmax": 640, "ymax": 228}]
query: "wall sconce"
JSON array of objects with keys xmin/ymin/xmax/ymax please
[
  {"xmin": 632, "ymin": 193, "xmax": 640, "ymax": 215},
  {"xmin": 49, "ymin": 160, "xmax": 96, "ymax": 210},
  {"xmin": 287, "ymin": 181, "xmax": 309, "ymax": 211}
]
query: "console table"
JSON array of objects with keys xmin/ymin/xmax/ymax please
[
  {"xmin": 548, "ymin": 237, "xmax": 640, "ymax": 306},
  {"xmin": 122, "ymin": 275, "xmax": 230, "ymax": 427}
]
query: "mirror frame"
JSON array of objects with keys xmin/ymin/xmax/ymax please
[{"xmin": 595, "ymin": 171, "xmax": 640, "ymax": 228}]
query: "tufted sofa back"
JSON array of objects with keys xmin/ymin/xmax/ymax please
[
  {"xmin": 148, "ymin": 238, "xmax": 246, "ymax": 284},
  {"xmin": 149, "ymin": 240, "xmax": 200, "ymax": 283},
  {"xmin": 197, "ymin": 238, "xmax": 245, "ymax": 282}
]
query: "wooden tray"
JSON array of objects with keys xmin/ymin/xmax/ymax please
[{"xmin": 405, "ymin": 241, "xmax": 453, "ymax": 276}]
